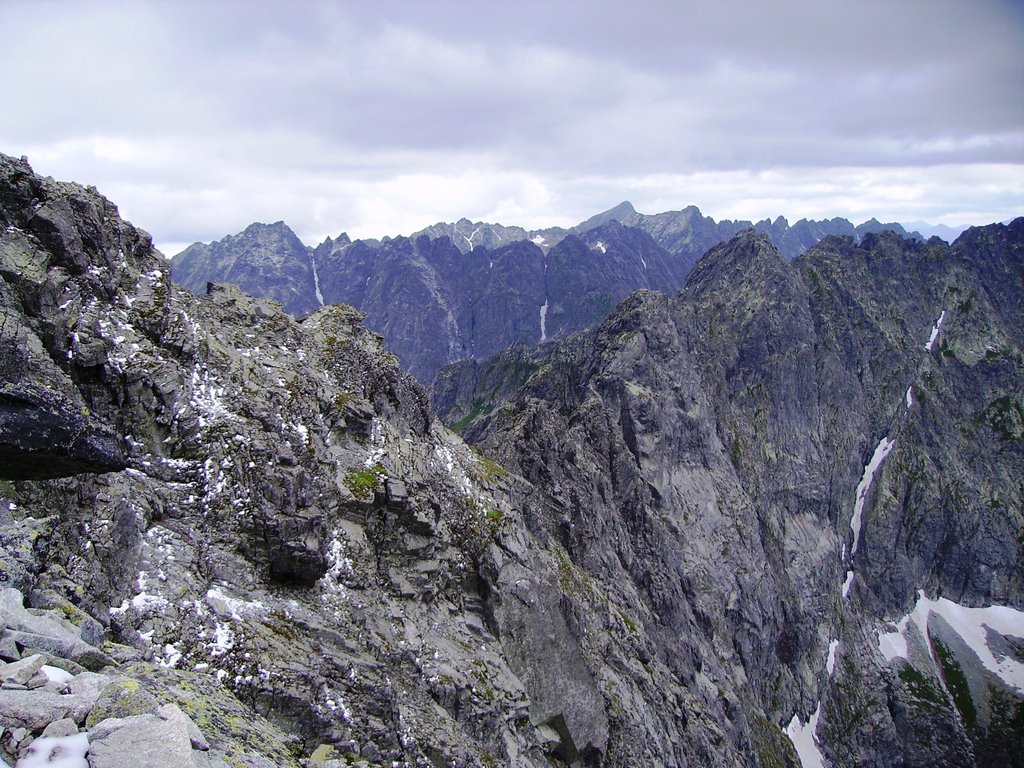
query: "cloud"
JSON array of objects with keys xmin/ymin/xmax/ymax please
[{"xmin": 0, "ymin": 0, "xmax": 1020, "ymax": 251}]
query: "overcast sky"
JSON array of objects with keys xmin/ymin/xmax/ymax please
[{"xmin": 2, "ymin": 0, "xmax": 1021, "ymax": 255}]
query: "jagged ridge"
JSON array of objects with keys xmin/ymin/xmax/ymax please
[{"xmin": 169, "ymin": 204, "xmax": 921, "ymax": 385}]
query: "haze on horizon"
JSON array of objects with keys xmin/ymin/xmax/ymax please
[{"xmin": 0, "ymin": 0, "xmax": 1021, "ymax": 256}]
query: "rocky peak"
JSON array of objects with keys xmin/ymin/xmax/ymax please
[
  {"xmin": 2, "ymin": 152, "xmax": 609, "ymax": 765},
  {"xmin": 570, "ymin": 200, "xmax": 639, "ymax": 233},
  {"xmin": 682, "ymin": 228, "xmax": 791, "ymax": 300},
  {"xmin": 171, "ymin": 219, "xmax": 318, "ymax": 317},
  {"xmin": 411, "ymin": 217, "xmax": 531, "ymax": 254}
]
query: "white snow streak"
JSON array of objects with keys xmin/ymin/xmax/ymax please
[
  {"xmin": 311, "ymin": 255, "xmax": 325, "ymax": 307},
  {"xmin": 539, "ymin": 300, "xmax": 549, "ymax": 343},
  {"xmin": 593, "ymin": 241, "xmax": 607, "ymax": 254},
  {"xmin": 785, "ymin": 705, "xmax": 825, "ymax": 768},
  {"xmin": 849, "ymin": 436, "xmax": 896, "ymax": 557},
  {"xmin": 877, "ymin": 592, "xmax": 1024, "ymax": 692},
  {"xmin": 463, "ymin": 224, "xmax": 484, "ymax": 249},
  {"xmin": 924, "ymin": 310, "xmax": 947, "ymax": 351},
  {"xmin": 905, "ymin": 386, "xmax": 914, "ymax": 410},
  {"xmin": 841, "ymin": 570, "xmax": 855, "ymax": 598},
  {"xmin": 826, "ymin": 640, "xmax": 840, "ymax": 676}
]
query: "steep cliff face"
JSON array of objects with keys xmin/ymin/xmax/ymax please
[
  {"xmin": 438, "ymin": 224, "xmax": 1024, "ymax": 766},
  {"xmin": 576, "ymin": 201, "xmax": 920, "ymax": 266},
  {"xmin": 307, "ymin": 224, "xmax": 685, "ymax": 382}
]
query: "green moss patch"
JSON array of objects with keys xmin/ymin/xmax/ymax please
[
  {"xmin": 898, "ymin": 663, "xmax": 947, "ymax": 713},
  {"xmin": 344, "ymin": 466, "xmax": 383, "ymax": 500},
  {"xmin": 934, "ymin": 639, "xmax": 977, "ymax": 729}
]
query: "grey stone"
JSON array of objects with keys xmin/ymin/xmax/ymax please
[
  {"xmin": 87, "ymin": 708, "xmax": 195, "ymax": 768},
  {"xmin": 41, "ymin": 717, "xmax": 79, "ymax": 738},
  {"xmin": 0, "ymin": 635, "xmax": 18, "ymax": 663},
  {"xmin": 25, "ymin": 673, "xmax": 48, "ymax": 690},
  {"xmin": 1, "ymin": 655, "xmax": 47, "ymax": 686},
  {"xmin": 0, "ymin": 689, "xmax": 99, "ymax": 729},
  {"xmin": 0, "ymin": 590, "xmax": 109, "ymax": 668},
  {"xmin": 65, "ymin": 672, "xmax": 110, "ymax": 699},
  {"xmin": 7, "ymin": 631, "xmax": 113, "ymax": 671},
  {"xmin": 85, "ymin": 678, "xmax": 160, "ymax": 727},
  {"xmin": 26, "ymin": 593, "xmax": 106, "ymax": 648},
  {"xmin": 158, "ymin": 703, "xmax": 209, "ymax": 752}
]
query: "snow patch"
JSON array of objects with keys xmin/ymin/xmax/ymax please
[
  {"xmin": 208, "ymin": 620, "xmax": 235, "ymax": 657},
  {"xmin": 905, "ymin": 386, "xmax": 914, "ymax": 410},
  {"xmin": 841, "ymin": 570, "xmax": 855, "ymax": 598},
  {"xmin": 826, "ymin": 640, "xmax": 840, "ymax": 676},
  {"xmin": 158, "ymin": 643, "xmax": 182, "ymax": 668},
  {"xmin": 785, "ymin": 704, "xmax": 825, "ymax": 768},
  {"xmin": 849, "ymin": 436, "xmax": 896, "ymax": 557},
  {"xmin": 39, "ymin": 665, "xmax": 74, "ymax": 685},
  {"xmin": 16, "ymin": 732, "xmax": 89, "ymax": 768},
  {"xmin": 323, "ymin": 534, "xmax": 354, "ymax": 584},
  {"xmin": 877, "ymin": 626, "xmax": 908, "ymax": 662},
  {"xmin": 128, "ymin": 570, "xmax": 170, "ymax": 614},
  {"xmin": 191, "ymin": 369, "xmax": 233, "ymax": 428},
  {"xmin": 593, "ymin": 241, "xmax": 607, "ymax": 254},
  {"xmin": 876, "ymin": 591, "xmax": 1024, "ymax": 692},
  {"xmin": 531, "ymin": 235, "xmax": 547, "ymax": 246},
  {"xmin": 206, "ymin": 586, "xmax": 267, "ymax": 621},
  {"xmin": 924, "ymin": 310, "xmax": 947, "ymax": 351}
]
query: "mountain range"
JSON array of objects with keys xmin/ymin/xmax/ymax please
[
  {"xmin": 1, "ymin": 151, "xmax": 1022, "ymax": 767},
  {"xmin": 171, "ymin": 203, "xmax": 921, "ymax": 382}
]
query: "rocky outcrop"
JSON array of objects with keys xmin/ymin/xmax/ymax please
[
  {"xmin": 582, "ymin": 200, "xmax": 921, "ymax": 264},
  {"xmin": 0, "ymin": 388, "xmax": 125, "ymax": 480},
  {"xmin": 0, "ymin": 584, "xmax": 274, "ymax": 767},
  {"xmin": 410, "ymin": 218, "xmax": 534, "ymax": 253}
]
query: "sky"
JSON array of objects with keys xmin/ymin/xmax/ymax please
[{"xmin": 1, "ymin": 0, "xmax": 1021, "ymax": 256}]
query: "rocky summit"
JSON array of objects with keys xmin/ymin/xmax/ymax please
[{"xmin": 0, "ymin": 150, "xmax": 1022, "ymax": 768}]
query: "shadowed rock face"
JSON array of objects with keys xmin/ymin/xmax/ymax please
[
  {"xmin": 0, "ymin": 152, "xmax": 650, "ymax": 766},
  {"xmin": 0, "ymin": 389, "xmax": 125, "ymax": 480},
  {"xmin": 305, "ymin": 222, "xmax": 689, "ymax": 383}
]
